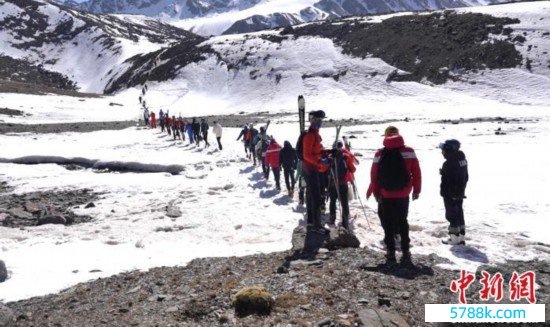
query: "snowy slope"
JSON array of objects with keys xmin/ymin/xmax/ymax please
[{"xmin": 0, "ymin": 0, "xmax": 195, "ymax": 92}]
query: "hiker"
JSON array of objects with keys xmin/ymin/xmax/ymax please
[
  {"xmin": 172, "ymin": 116, "xmax": 181, "ymax": 140},
  {"xmin": 143, "ymin": 108, "xmax": 150, "ymax": 126},
  {"xmin": 179, "ymin": 116, "xmax": 185, "ymax": 141},
  {"xmin": 200, "ymin": 118, "xmax": 210, "ymax": 147},
  {"xmin": 192, "ymin": 118, "xmax": 201, "ymax": 145},
  {"xmin": 328, "ymin": 142, "xmax": 356, "ymax": 229},
  {"xmin": 279, "ymin": 141, "xmax": 298, "ymax": 197},
  {"xmin": 439, "ymin": 139, "xmax": 468, "ymax": 245},
  {"xmin": 248, "ymin": 124, "xmax": 259, "ymax": 165},
  {"xmin": 159, "ymin": 110, "xmax": 165, "ymax": 132},
  {"xmin": 302, "ymin": 110, "xmax": 330, "ymax": 234},
  {"xmin": 256, "ymin": 127, "xmax": 270, "ymax": 179},
  {"xmin": 212, "ymin": 121, "xmax": 223, "ymax": 150},
  {"xmin": 165, "ymin": 115, "xmax": 172, "ymax": 136},
  {"xmin": 236, "ymin": 124, "xmax": 249, "ymax": 156},
  {"xmin": 150, "ymin": 111, "xmax": 156, "ymax": 128},
  {"xmin": 265, "ymin": 138, "xmax": 282, "ymax": 190},
  {"xmin": 366, "ymin": 133, "xmax": 421, "ymax": 261},
  {"xmin": 186, "ymin": 119, "xmax": 194, "ymax": 144}
]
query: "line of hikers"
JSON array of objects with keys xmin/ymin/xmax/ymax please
[
  {"xmin": 236, "ymin": 111, "xmax": 469, "ymax": 263},
  {"xmin": 143, "ymin": 108, "xmax": 223, "ymax": 150}
]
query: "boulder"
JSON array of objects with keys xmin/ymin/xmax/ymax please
[
  {"xmin": 324, "ymin": 227, "xmax": 361, "ymax": 250},
  {"xmin": 0, "ymin": 303, "xmax": 15, "ymax": 327},
  {"xmin": 8, "ymin": 208, "xmax": 33, "ymax": 220},
  {"xmin": 166, "ymin": 204, "xmax": 182, "ymax": 218},
  {"xmin": 0, "ymin": 260, "xmax": 7, "ymax": 282},
  {"xmin": 358, "ymin": 308, "xmax": 410, "ymax": 327},
  {"xmin": 37, "ymin": 215, "xmax": 66, "ymax": 225},
  {"xmin": 232, "ymin": 286, "xmax": 273, "ymax": 317}
]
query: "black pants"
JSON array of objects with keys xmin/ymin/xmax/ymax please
[
  {"xmin": 299, "ymin": 176, "xmax": 305, "ymax": 205},
  {"xmin": 203, "ymin": 132, "xmax": 209, "ymax": 146},
  {"xmin": 272, "ymin": 167, "xmax": 281, "ymax": 189},
  {"xmin": 379, "ymin": 197, "xmax": 410, "ymax": 253},
  {"xmin": 144, "ymin": 118, "xmax": 149, "ymax": 126},
  {"xmin": 216, "ymin": 136, "xmax": 222, "ymax": 150},
  {"xmin": 329, "ymin": 183, "xmax": 350, "ymax": 228},
  {"xmin": 249, "ymin": 144, "xmax": 257, "ymax": 164},
  {"xmin": 160, "ymin": 122, "xmax": 165, "ymax": 132},
  {"xmin": 283, "ymin": 166, "xmax": 295, "ymax": 191},
  {"xmin": 262, "ymin": 156, "xmax": 270, "ymax": 178},
  {"xmin": 444, "ymin": 197, "xmax": 465, "ymax": 235},
  {"xmin": 304, "ymin": 170, "xmax": 322, "ymax": 228}
]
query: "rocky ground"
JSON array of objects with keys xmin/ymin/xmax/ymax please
[
  {"xmin": 2, "ymin": 227, "xmax": 548, "ymax": 326},
  {"xmin": 0, "ymin": 56, "xmax": 77, "ymax": 91},
  {"xmin": 0, "ymin": 188, "xmax": 101, "ymax": 228},
  {"xmin": 286, "ymin": 11, "xmax": 524, "ymax": 84}
]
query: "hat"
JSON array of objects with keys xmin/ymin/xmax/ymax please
[
  {"xmin": 336, "ymin": 141, "xmax": 344, "ymax": 149},
  {"xmin": 439, "ymin": 139, "xmax": 461, "ymax": 151},
  {"xmin": 384, "ymin": 126, "xmax": 399, "ymax": 136},
  {"xmin": 309, "ymin": 110, "xmax": 326, "ymax": 119}
]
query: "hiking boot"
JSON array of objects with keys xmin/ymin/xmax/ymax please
[
  {"xmin": 458, "ymin": 234, "xmax": 466, "ymax": 245},
  {"xmin": 442, "ymin": 234, "xmax": 461, "ymax": 245},
  {"xmin": 385, "ymin": 250, "xmax": 396, "ymax": 261},
  {"xmin": 402, "ymin": 250, "xmax": 412, "ymax": 261}
]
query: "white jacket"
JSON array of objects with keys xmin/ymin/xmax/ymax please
[{"xmin": 213, "ymin": 123, "xmax": 222, "ymax": 137}]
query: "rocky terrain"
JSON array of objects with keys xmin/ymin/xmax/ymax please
[
  {"xmin": 0, "ymin": 188, "xmax": 100, "ymax": 228},
  {"xmin": 286, "ymin": 11, "xmax": 523, "ymax": 84},
  {"xmin": 2, "ymin": 226, "xmax": 547, "ymax": 326},
  {"xmin": 0, "ymin": 56, "xmax": 77, "ymax": 91}
]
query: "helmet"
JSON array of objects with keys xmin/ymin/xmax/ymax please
[{"xmin": 439, "ymin": 139, "xmax": 461, "ymax": 151}]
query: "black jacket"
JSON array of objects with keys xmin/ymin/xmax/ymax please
[
  {"xmin": 200, "ymin": 121, "xmax": 209, "ymax": 135},
  {"xmin": 279, "ymin": 141, "xmax": 297, "ymax": 170},
  {"xmin": 440, "ymin": 150, "xmax": 468, "ymax": 199}
]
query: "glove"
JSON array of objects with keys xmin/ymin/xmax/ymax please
[{"xmin": 412, "ymin": 193, "xmax": 420, "ymax": 200}]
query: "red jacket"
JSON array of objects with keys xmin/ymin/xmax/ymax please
[
  {"xmin": 342, "ymin": 148, "xmax": 356, "ymax": 183},
  {"xmin": 367, "ymin": 135, "xmax": 421, "ymax": 199},
  {"xmin": 302, "ymin": 128, "xmax": 328, "ymax": 173},
  {"xmin": 265, "ymin": 141, "xmax": 282, "ymax": 168}
]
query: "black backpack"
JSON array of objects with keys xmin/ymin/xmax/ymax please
[
  {"xmin": 296, "ymin": 131, "xmax": 307, "ymax": 160},
  {"xmin": 332, "ymin": 152, "xmax": 348, "ymax": 181},
  {"xmin": 377, "ymin": 148, "xmax": 410, "ymax": 190}
]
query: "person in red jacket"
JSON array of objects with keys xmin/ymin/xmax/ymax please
[
  {"xmin": 367, "ymin": 134, "xmax": 421, "ymax": 261},
  {"xmin": 150, "ymin": 112, "xmax": 156, "ymax": 128},
  {"xmin": 165, "ymin": 116, "xmax": 172, "ymax": 136},
  {"xmin": 328, "ymin": 141, "xmax": 356, "ymax": 230},
  {"xmin": 265, "ymin": 138, "xmax": 282, "ymax": 191},
  {"xmin": 302, "ymin": 110, "xmax": 330, "ymax": 234}
]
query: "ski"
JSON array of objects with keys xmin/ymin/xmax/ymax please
[
  {"xmin": 298, "ymin": 95, "xmax": 305, "ymax": 133},
  {"xmin": 264, "ymin": 119, "xmax": 271, "ymax": 134},
  {"xmin": 333, "ymin": 125, "xmax": 342, "ymax": 149}
]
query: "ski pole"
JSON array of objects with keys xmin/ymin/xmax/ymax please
[{"xmin": 352, "ymin": 181, "xmax": 372, "ymax": 230}]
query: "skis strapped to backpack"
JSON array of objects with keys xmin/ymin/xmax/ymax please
[
  {"xmin": 298, "ymin": 95, "xmax": 305, "ymax": 133},
  {"xmin": 331, "ymin": 125, "xmax": 344, "ymax": 217},
  {"xmin": 333, "ymin": 125, "xmax": 342, "ymax": 149}
]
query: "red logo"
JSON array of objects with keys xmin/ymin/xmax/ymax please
[{"xmin": 450, "ymin": 270, "xmax": 537, "ymax": 304}]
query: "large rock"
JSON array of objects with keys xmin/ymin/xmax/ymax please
[
  {"xmin": 8, "ymin": 208, "xmax": 33, "ymax": 220},
  {"xmin": 358, "ymin": 308, "xmax": 410, "ymax": 327},
  {"xmin": 291, "ymin": 226, "xmax": 360, "ymax": 254},
  {"xmin": 324, "ymin": 227, "xmax": 361, "ymax": 250},
  {"xmin": 0, "ymin": 260, "xmax": 7, "ymax": 282},
  {"xmin": 0, "ymin": 303, "xmax": 15, "ymax": 327},
  {"xmin": 166, "ymin": 203, "xmax": 182, "ymax": 218},
  {"xmin": 232, "ymin": 286, "xmax": 273, "ymax": 317},
  {"xmin": 37, "ymin": 215, "xmax": 66, "ymax": 226}
]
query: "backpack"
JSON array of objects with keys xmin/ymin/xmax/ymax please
[
  {"xmin": 377, "ymin": 148, "xmax": 410, "ymax": 191},
  {"xmin": 331, "ymin": 152, "xmax": 348, "ymax": 181},
  {"xmin": 295, "ymin": 131, "xmax": 307, "ymax": 160}
]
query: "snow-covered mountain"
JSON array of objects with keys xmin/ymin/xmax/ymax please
[
  {"xmin": 54, "ymin": 0, "xmax": 508, "ymax": 35},
  {"xmin": 57, "ymin": 0, "xmax": 263, "ymax": 19},
  {"xmin": 0, "ymin": 0, "xmax": 196, "ymax": 92}
]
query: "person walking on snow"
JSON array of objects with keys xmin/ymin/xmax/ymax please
[
  {"xmin": 143, "ymin": 108, "xmax": 150, "ymax": 126},
  {"xmin": 279, "ymin": 141, "xmax": 297, "ymax": 197},
  {"xmin": 367, "ymin": 133, "xmax": 421, "ymax": 262},
  {"xmin": 159, "ymin": 110, "xmax": 165, "ymax": 132},
  {"xmin": 200, "ymin": 118, "xmax": 210, "ymax": 148},
  {"xmin": 150, "ymin": 111, "xmax": 156, "ymax": 128},
  {"xmin": 248, "ymin": 124, "xmax": 259, "ymax": 165},
  {"xmin": 172, "ymin": 116, "xmax": 181, "ymax": 140},
  {"xmin": 328, "ymin": 142, "xmax": 356, "ymax": 230},
  {"xmin": 256, "ymin": 127, "xmax": 270, "ymax": 179},
  {"xmin": 186, "ymin": 119, "xmax": 194, "ymax": 144},
  {"xmin": 439, "ymin": 139, "xmax": 468, "ymax": 245},
  {"xmin": 302, "ymin": 110, "xmax": 330, "ymax": 235},
  {"xmin": 265, "ymin": 138, "xmax": 282, "ymax": 191},
  {"xmin": 192, "ymin": 118, "xmax": 201, "ymax": 145},
  {"xmin": 213, "ymin": 121, "xmax": 223, "ymax": 150},
  {"xmin": 236, "ymin": 124, "xmax": 249, "ymax": 156}
]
